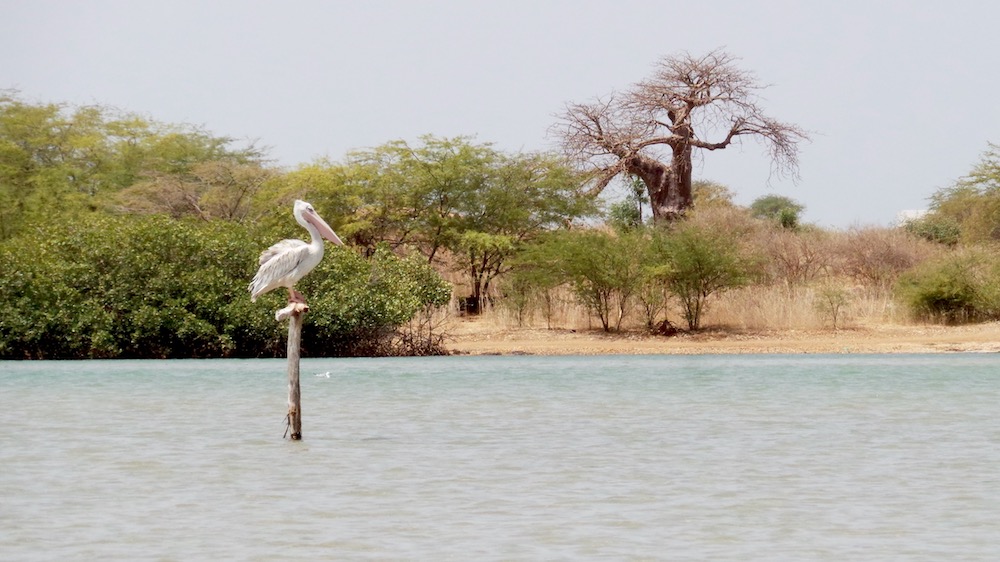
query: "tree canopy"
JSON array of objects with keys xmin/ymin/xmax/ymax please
[
  {"xmin": 750, "ymin": 193, "xmax": 805, "ymax": 229},
  {"xmin": 267, "ymin": 136, "xmax": 596, "ymax": 308},
  {"xmin": 920, "ymin": 143, "xmax": 1000, "ymax": 244},
  {"xmin": 0, "ymin": 91, "xmax": 265, "ymax": 240},
  {"xmin": 4, "ymin": 88, "xmax": 997, "ymax": 360}
]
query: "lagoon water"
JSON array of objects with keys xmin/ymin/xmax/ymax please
[{"xmin": 1, "ymin": 354, "xmax": 999, "ymax": 560}]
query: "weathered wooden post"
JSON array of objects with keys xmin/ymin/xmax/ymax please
[
  {"xmin": 278, "ymin": 302, "xmax": 308, "ymax": 440},
  {"xmin": 286, "ymin": 311, "xmax": 304, "ymax": 440}
]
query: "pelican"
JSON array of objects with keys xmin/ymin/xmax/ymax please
[{"xmin": 248, "ymin": 200, "xmax": 344, "ymax": 308}]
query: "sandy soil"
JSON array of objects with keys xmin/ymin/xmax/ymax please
[{"xmin": 443, "ymin": 318, "xmax": 1000, "ymax": 356}]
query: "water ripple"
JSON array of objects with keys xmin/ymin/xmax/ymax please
[{"xmin": 1, "ymin": 355, "xmax": 998, "ymax": 560}]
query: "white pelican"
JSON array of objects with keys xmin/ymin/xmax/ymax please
[{"xmin": 248, "ymin": 200, "xmax": 344, "ymax": 308}]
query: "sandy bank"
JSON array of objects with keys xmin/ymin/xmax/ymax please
[{"xmin": 443, "ymin": 319, "xmax": 1000, "ymax": 356}]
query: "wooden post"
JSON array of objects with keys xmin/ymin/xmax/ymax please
[{"xmin": 280, "ymin": 303, "xmax": 308, "ymax": 440}]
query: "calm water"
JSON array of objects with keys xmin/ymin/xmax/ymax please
[{"xmin": 1, "ymin": 354, "xmax": 999, "ymax": 560}]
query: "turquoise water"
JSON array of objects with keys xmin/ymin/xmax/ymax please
[{"xmin": 1, "ymin": 355, "xmax": 998, "ymax": 560}]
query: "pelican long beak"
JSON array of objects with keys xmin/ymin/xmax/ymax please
[{"xmin": 304, "ymin": 208, "xmax": 344, "ymax": 246}]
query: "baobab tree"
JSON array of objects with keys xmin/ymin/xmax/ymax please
[{"xmin": 555, "ymin": 49, "xmax": 809, "ymax": 222}]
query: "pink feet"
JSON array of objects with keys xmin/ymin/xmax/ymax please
[{"xmin": 276, "ymin": 289, "xmax": 309, "ymax": 321}]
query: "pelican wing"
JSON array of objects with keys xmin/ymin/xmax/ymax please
[
  {"xmin": 258, "ymin": 239, "xmax": 303, "ymax": 266},
  {"xmin": 248, "ymin": 239, "xmax": 311, "ymax": 301}
]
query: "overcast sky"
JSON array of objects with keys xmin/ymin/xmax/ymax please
[{"xmin": 3, "ymin": 0, "xmax": 998, "ymax": 227}]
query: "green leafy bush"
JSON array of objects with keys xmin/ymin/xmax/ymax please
[
  {"xmin": 525, "ymin": 230, "xmax": 645, "ymax": 332},
  {"xmin": 648, "ymin": 220, "xmax": 757, "ymax": 330},
  {"xmin": 904, "ymin": 214, "xmax": 961, "ymax": 246},
  {"xmin": 295, "ymin": 245, "xmax": 452, "ymax": 356},
  {"xmin": 750, "ymin": 194, "xmax": 805, "ymax": 229},
  {"xmin": 896, "ymin": 248, "xmax": 1000, "ymax": 324},
  {"xmin": 925, "ymin": 143, "xmax": 1000, "ymax": 244},
  {"xmin": 0, "ymin": 217, "xmax": 451, "ymax": 358}
]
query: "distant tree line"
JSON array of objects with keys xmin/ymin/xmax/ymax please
[
  {"xmin": 3, "ymin": 55, "xmax": 1000, "ymax": 358},
  {"xmin": 0, "ymin": 92, "xmax": 592, "ymax": 358}
]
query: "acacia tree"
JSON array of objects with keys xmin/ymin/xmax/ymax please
[
  {"xmin": 118, "ymin": 159, "xmax": 274, "ymax": 222},
  {"xmin": 456, "ymin": 151, "xmax": 593, "ymax": 309},
  {"xmin": 648, "ymin": 221, "xmax": 755, "ymax": 330},
  {"xmin": 519, "ymin": 230, "xmax": 646, "ymax": 332},
  {"xmin": 555, "ymin": 49, "xmax": 809, "ymax": 222},
  {"xmin": 279, "ymin": 137, "xmax": 594, "ymax": 311},
  {"xmin": 750, "ymin": 193, "xmax": 805, "ymax": 229},
  {"xmin": 923, "ymin": 143, "xmax": 1000, "ymax": 243},
  {"xmin": 0, "ymin": 91, "xmax": 268, "ymax": 238},
  {"xmin": 0, "ymin": 93, "xmax": 117, "ymax": 239}
]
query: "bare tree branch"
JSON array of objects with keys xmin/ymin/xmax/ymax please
[{"xmin": 554, "ymin": 48, "xmax": 810, "ymax": 222}]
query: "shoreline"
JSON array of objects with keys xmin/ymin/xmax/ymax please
[{"xmin": 443, "ymin": 320, "xmax": 1000, "ymax": 356}]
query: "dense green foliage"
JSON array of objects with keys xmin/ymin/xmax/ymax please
[
  {"xmin": 0, "ymin": 91, "xmax": 264, "ymax": 240},
  {"xmin": 269, "ymin": 136, "xmax": 595, "ymax": 306},
  {"xmin": 0, "ymin": 216, "xmax": 450, "ymax": 359},
  {"xmin": 896, "ymin": 248, "xmax": 1000, "ymax": 324},
  {"xmin": 1, "ymin": 96, "xmax": 580, "ymax": 358},
  {"xmin": 295, "ymin": 245, "xmax": 452, "ymax": 356},
  {"xmin": 648, "ymin": 220, "xmax": 756, "ymax": 330},
  {"xmin": 903, "ymin": 214, "xmax": 961, "ymax": 246}
]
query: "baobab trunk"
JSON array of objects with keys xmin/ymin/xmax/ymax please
[
  {"xmin": 668, "ymin": 144, "xmax": 694, "ymax": 218},
  {"xmin": 625, "ymin": 150, "xmax": 693, "ymax": 222}
]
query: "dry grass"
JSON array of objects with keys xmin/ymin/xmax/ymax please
[
  {"xmin": 447, "ymin": 278, "xmax": 916, "ymax": 335},
  {"xmin": 707, "ymin": 283, "xmax": 909, "ymax": 330},
  {"xmin": 709, "ymin": 285, "xmax": 826, "ymax": 330},
  {"xmin": 469, "ymin": 288, "xmax": 599, "ymax": 331}
]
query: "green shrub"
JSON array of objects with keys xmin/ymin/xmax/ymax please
[
  {"xmin": 0, "ymin": 216, "xmax": 451, "ymax": 358},
  {"xmin": 297, "ymin": 245, "xmax": 452, "ymax": 356},
  {"xmin": 813, "ymin": 284, "xmax": 852, "ymax": 329},
  {"xmin": 750, "ymin": 194, "xmax": 805, "ymax": 229},
  {"xmin": 515, "ymin": 230, "xmax": 645, "ymax": 332},
  {"xmin": 896, "ymin": 248, "xmax": 1000, "ymax": 324},
  {"xmin": 648, "ymin": 221, "xmax": 756, "ymax": 330},
  {"xmin": 903, "ymin": 214, "xmax": 961, "ymax": 246}
]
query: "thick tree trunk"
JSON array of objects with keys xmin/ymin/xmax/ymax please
[
  {"xmin": 670, "ymin": 144, "xmax": 694, "ymax": 217},
  {"xmin": 624, "ymin": 147, "xmax": 693, "ymax": 222}
]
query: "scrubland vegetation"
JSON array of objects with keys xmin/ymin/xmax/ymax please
[{"xmin": 2, "ymin": 91, "xmax": 999, "ymax": 358}]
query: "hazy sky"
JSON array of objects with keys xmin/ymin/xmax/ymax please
[{"xmin": 3, "ymin": 0, "xmax": 998, "ymax": 227}]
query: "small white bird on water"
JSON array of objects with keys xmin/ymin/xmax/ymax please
[
  {"xmin": 248, "ymin": 200, "xmax": 344, "ymax": 317},
  {"xmin": 315, "ymin": 371, "xmax": 331, "ymax": 378}
]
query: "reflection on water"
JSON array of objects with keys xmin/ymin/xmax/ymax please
[{"xmin": 1, "ymin": 355, "xmax": 999, "ymax": 560}]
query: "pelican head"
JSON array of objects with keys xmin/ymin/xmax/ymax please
[{"xmin": 294, "ymin": 200, "xmax": 344, "ymax": 246}]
